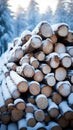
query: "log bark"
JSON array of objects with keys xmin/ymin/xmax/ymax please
[
  {"xmin": 60, "ymin": 53, "xmax": 72, "ymax": 68},
  {"xmin": 36, "ymin": 94, "xmax": 48, "ymax": 110},
  {"xmin": 59, "ymin": 101, "xmax": 73, "ymax": 120},
  {"xmin": 29, "ymin": 81, "xmax": 40, "ymax": 96},
  {"xmin": 34, "ymin": 69, "xmax": 44, "ymax": 82},
  {"xmin": 56, "ymin": 81, "xmax": 71, "ymax": 97},
  {"xmin": 46, "ymin": 52, "xmax": 60, "ymax": 69},
  {"xmin": 40, "ymin": 63, "xmax": 51, "ymax": 75},
  {"xmin": 52, "ymin": 23, "xmax": 69, "ymax": 37},
  {"xmin": 14, "ymin": 98, "xmax": 26, "ymax": 110},
  {"xmin": 18, "ymin": 118, "xmax": 27, "ymax": 130},
  {"xmin": 1, "ymin": 80, "xmax": 13, "ymax": 106},
  {"xmin": 67, "ymin": 46, "xmax": 73, "ymax": 56},
  {"xmin": 55, "ymin": 67, "xmax": 67, "ymax": 81},
  {"xmin": 22, "ymin": 35, "xmax": 42, "ymax": 53},
  {"xmin": 48, "ymin": 99, "xmax": 59, "ymax": 118},
  {"xmin": 52, "ymin": 92, "xmax": 62, "ymax": 105},
  {"xmin": 30, "ymin": 57, "xmax": 39, "ymax": 69},
  {"xmin": 42, "ymin": 38, "xmax": 53, "ymax": 54},
  {"xmin": 68, "ymin": 93, "xmax": 73, "ymax": 109},
  {"xmin": 8, "ymin": 123, "xmax": 18, "ymax": 130},
  {"xmin": 26, "ymin": 113, "xmax": 36, "ymax": 127},
  {"xmin": 7, "ymin": 62, "xmax": 17, "ymax": 71},
  {"xmin": 8, "ymin": 46, "xmax": 23, "ymax": 62},
  {"xmin": 46, "ymin": 121, "xmax": 62, "ymax": 130},
  {"xmin": 32, "ymin": 21, "xmax": 53, "ymax": 38},
  {"xmin": 54, "ymin": 42, "xmax": 66, "ymax": 54},
  {"xmin": 45, "ymin": 73, "xmax": 56, "ymax": 87},
  {"xmin": 35, "ymin": 51, "xmax": 45, "ymax": 61},
  {"xmin": 34, "ymin": 109, "xmax": 45, "ymax": 122},
  {"xmin": 6, "ymin": 76, "xmax": 20, "ymax": 99},
  {"xmin": 41, "ymin": 84, "xmax": 52, "ymax": 97},
  {"xmin": 57, "ymin": 114, "xmax": 69, "ymax": 128},
  {"xmin": 65, "ymin": 30, "xmax": 73, "ymax": 43},
  {"xmin": 10, "ymin": 70, "xmax": 28, "ymax": 93}
]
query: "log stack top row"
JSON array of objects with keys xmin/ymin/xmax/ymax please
[{"xmin": 0, "ymin": 21, "xmax": 73, "ymax": 130}]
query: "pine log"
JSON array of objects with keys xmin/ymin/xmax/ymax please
[
  {"xmin": 56, "ymin": 81, "xmax": 71, "ymax": 97},
  {"xmin": 26, "ymin": 113, "xmax": 36, "ymax": 127},
  {"xmin": 13, "ymin": 37, "xmax": 22, "ymax": 46},
  {"xmin": 25, "ymin": 103, "xmax": 34, "ymax": 113},
  {"xmin": 14, "ymin": 98, "xmax": 26, "ymax": 110},
  {"xmin": 36, "ymin": 94, "xmax": 48, "ymax": 109},
  {"xmin": 0, "ymin": 88, "xmax": 6, "ymax": 112},
  {"xmin": 34, "ymin": 109, "xmax": 45, "ymax": 122},
  {"xmin": 16, "ymin": 66, "xmax": 24, "ymax": 77},
  {"xmin": 67, "ymin": 46, "xmax": 73, "ymax": 56},
  {"xmin": 27, "ymin": 96, "xmax": 35, "ymax": 105},
  {"xmin": 54, "ymin": 43, "xmax": 66, "ymax": 54},
  {"xmin": 22, "ymin": 35, "xmax": 42, "ymax": 53},
  {"xmin": 1, "ymin": 80, "xmax": 13, "ymax": 106},
  {"xmin": 2, "ymin": 65, "xmax": 9, "ymax": 77},
  {"xmin": 21, "ymin": 30, "xmax": 32, "ymax": 44},
  {"xmin": 22, "ymin": 63, "xmax": 34, "ymax": 78},
  {"xmin": 57, "ymin": 114, "xmax": 69, "ymax": 128},
  {"xmin": 18, "ymin": 118, "xmax": 27, "ymax": 130},
  {"xmin": 48, "ymin": 99, "xmax": 59, "ymax": 118},
  {"xmin": 11, "ymin": 108, "xmax": 24, "ymax": 122},
  {"xmin": 32, "ymin": 21, "xmax": 53, "ymax": 38},
  {"xmin": 1, "ymin": 112, "xmax": 11, "ymax": 124},
  {"xmin": 52, "ymin": 92, "xmax": 62, "ymax": 105},
  {"xmin": 29, "ymin": 81, "xmax": 40, "ymax": 96},
  {"xmin": 8, "ymin": 103, "xmax": 15, "ymax": 112},
  {"xmin": 19, "ymin": 53, "xmax": 33, "ymax": 65},
  {"xmin": 34, "ymin": 69, "xmax": 44, "ymax": 82},
  {"xmin": 65, "ymin": 30, "xmax": 73, "ymax": 43},
  {"xmin": 8, "ymin": 46, "xmax": 23, "ymax": 62},
  {"xmin": 6, "ymin": 76, "xmax": 20, "ymax": 99},
  {"xmin": 10, "ymin": 70, "xmax": 28, "ymax": 93},
  {"xmin": 41, "ymin": 84, "xmax": 52, "ymax": 97},
  {"xmin": 68, "ymin": 93, "xmax": 73, "ymax": 109},
  {"xmin": 0, "ymin": 124, "xmax": 7, "ymax": 130},
  {"xmin": 44, "ymin": 112, "xmax": 51, "ymax": 124},
  {"xmin": 52, "ymin": 23, "xmax": 69, "ymax": 37},
  {"xmin": 45, "ymin": 73, "xmax": 56, "ymax": 87},
  {"xmin": 46, "ymin": 121, "xmax": 62, "ymax": 130},
  {"xmin": 7, "ymin": 62, "xmax": 17, "ymax": 71},
  {"xmin": 34, "ymin": 122, "xmax": 46, "ymax": 130},
  {"xmin": 40, "ymin": 63, "xmax": 51, "ymax": 75},
  {"xmin": 60, "ymin": 53, "xmax": 72, "ymax": 68},
  {"xmin": 67, "ymin": 70, "xmax": 73, "ymax": 84},
  {"xmin": 42, "ymin": 38, "xmax": 53, "ymax": 54},
  {"xmin": 46, "ymin": 52, "xmax": 60, "ymax": 69},
  {"xmin": 50, "ymin": 33, "xmax": 57, "ymax": 44},
  {"xmin": 55, "ymin": 67, "xmax": 67, "ymax": 81},
  {"xmin": 30, "ymin": 57, "xmax": 39, "ymax": 69},
  {"xmin": 59, "ymin": 101, "xmax": 73, "ymax": 120},
  {"xmin": 35, "ymin": 51, "xmax": 45, "ymax": 61},
  {"xmin": 8, "ymin": 123, "xmax": 18, "ymax": 130}
]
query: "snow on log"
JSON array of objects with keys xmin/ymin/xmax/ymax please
[{"xmin": 8, "ymin": 123, "xmax": 18, "ymax": 130}]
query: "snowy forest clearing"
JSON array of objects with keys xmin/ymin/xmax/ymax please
[{"xmin": 0, "ymin": 21, "xmax": 73, "ymax": 130}]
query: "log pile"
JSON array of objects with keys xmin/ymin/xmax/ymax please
[{"xmin": 0, "ymin": 21, "xmax": 73, "ymax": 129}]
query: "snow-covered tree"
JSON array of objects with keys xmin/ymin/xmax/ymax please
[
  {"xmin": 15, "ymin": 6, "xmax": 28, "ymax": 37},
  {"xmin": 27, "ymin": 0, "xmax": 40, "ymax": 31},
  {"xmin": 0, "ymin": 0, "xmax": 14, "ymax": 55}
]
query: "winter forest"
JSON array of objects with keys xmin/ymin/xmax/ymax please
[{"xmin": 0, "ymin": 0, "xmax": 73, "ymax": 56}]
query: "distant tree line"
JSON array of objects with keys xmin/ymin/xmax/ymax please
[{"xmin": 0, "ymin": 0, "xmax": 73, "ymax": 55}]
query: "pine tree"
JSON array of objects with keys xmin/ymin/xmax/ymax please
[
  {"xmin": 27, "ymin": 0, "xmax": 40, "ymax": 31},
  {"xmin": 0, "ymin": 0, "xmax": 14, "ymax": 55}
]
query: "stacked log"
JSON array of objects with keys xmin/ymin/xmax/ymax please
[{"xmin": 0, "ymin": 21, "xmax": 73, "ymax": 129}]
